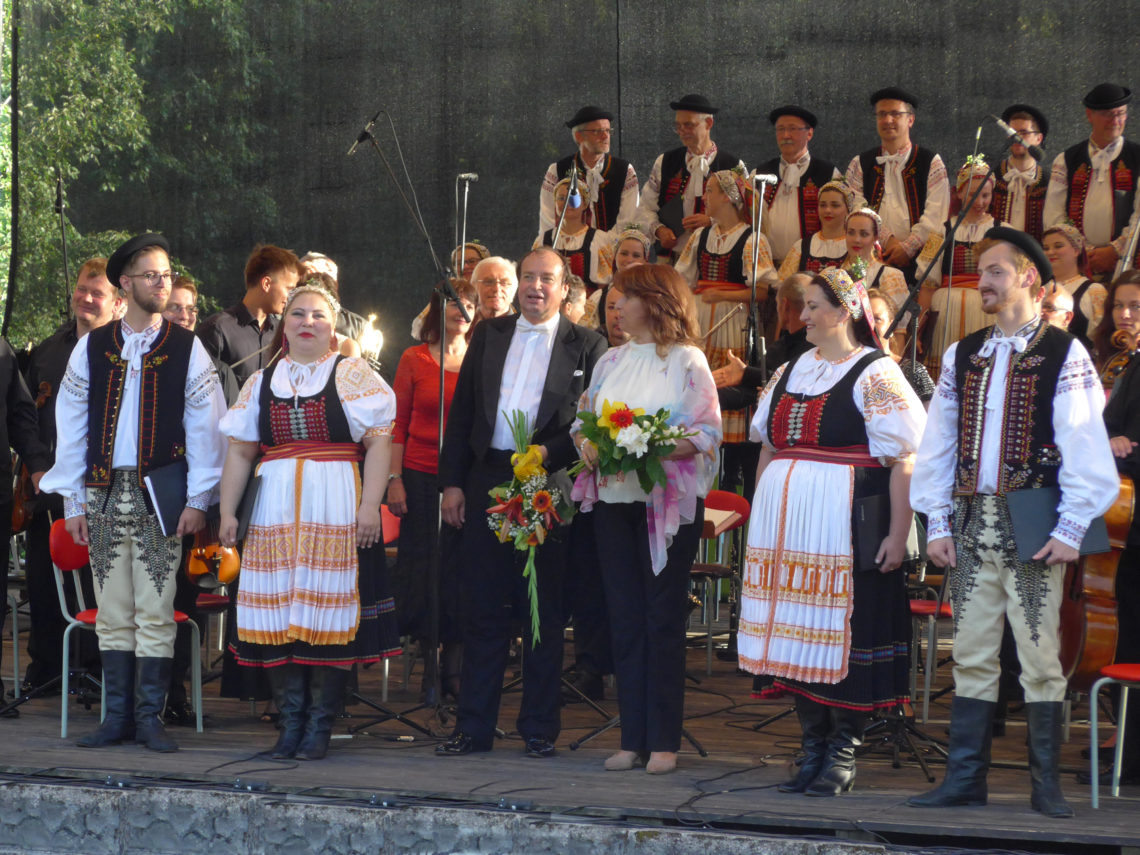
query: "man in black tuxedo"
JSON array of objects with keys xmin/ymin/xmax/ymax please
[{"xmin": 437, "ymin": 247, "xmax": 607, "ymax": 758}]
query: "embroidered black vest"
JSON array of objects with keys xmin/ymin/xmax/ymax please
[
  {"xmin": 858, "ymin": 145, "xmax": 937, "ymax": 230},
  {"xmin": 759, "ymin": 155, "xmax": 839, "ymax": 242},
  {"xmin": 952, "ymin": 322, "xmax": 1071, "ymax": 496},
  {"xmin": 258, "ymin": 356, "xmax": 352, "ymax": 446},
  {"xmin": 991, "ymin": 161, "xmax": 1049, "ymax": 243},
  {"xmin": 85, "ymin": 320, "xmax": 193, "ymax": 488},
  {"xmin": 554, "ymin": 153, "xmax": 632, "ymax": 233},
  {"xmin": 1070, "ymin": 279, "xmax": 1095, "ymax": 344},
  {"xmin": 696, "ymin": 226, "xmax": 753, "ymax": 285},
  {"xmin": 939, "ymin": 219, "xmax": 991, "ymax": 277},
  {"xmin": 794, "ymin": 234, "xmax": 846, "ymax": 273},
  {"xmin": 540, "ymin": 227, "xmax": 603, "ymax": 293},
  {"xmin": 657, "ymin": 146, "xmax": 740, "ymax": 214},
  {"xmin": 1062, "ymin": 139, "xmax": 1140, "ymax": 241}
]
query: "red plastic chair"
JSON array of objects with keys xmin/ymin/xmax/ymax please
[
  {"xmin": 690, "ymin": 489, "xmax": 751, "ymax": 675},
  {"xmin": 49, "ymin": 519, "xmax": 202, "ymax": 736},
  {"xmin": 1090, "ymin": 663, "xmax": 1140, "ymax": 808}
]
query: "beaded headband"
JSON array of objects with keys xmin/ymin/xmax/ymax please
[
  {"xmin": 846, "ymin": 207, "xmax": 883, "ymax": 235},
  {"xmin": 818, "ymin": 266, "xmax": 866, "ymax": 320},
  {"xmin": 956, "ymin": 154, "xmax": 993, "ymax": 191},
  {"xmin": 554, "ymin": 175, "xmax": 592, "ymax": 206},
  {"xmin": 285, "ymin": 281, "xmax": 341, "ymax": 319},
  {"xmin": 453, "ymin": 241, "xmax": 490, "ymax": 263},
  {"xmin": 712, "ymin": 168, "xmax": 751, "ymax": 210},
  {"xmin": 819, "ymin": 180, "xmax": 856, "ymax": 213},
  {"xmin": 613, "ymin": 226, "xmax": 653, "ymax": 255},
  {"xmin": 1043, "ymin": 222, "xmax": 1086, "ymax": 252}
]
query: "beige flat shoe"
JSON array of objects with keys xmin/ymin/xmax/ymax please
[
  {"xmin": 604, "ymin": 750, "xmax": 646, "ymax": 771},
  {"xmin": 646, "ymin": 751, "xmax": 677, "ymax": 775}
]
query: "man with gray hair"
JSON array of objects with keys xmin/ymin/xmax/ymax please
[
  {"xmin": 637, "ymin": 94, "xmax": 744, "ymax": 260},
  {"xmin": 471, "ymin": 256, "xmax": 519, "ymax": 321},
  {"xmin": 539, "ymin": 105, "xmax": 638, "ymax": 237}
]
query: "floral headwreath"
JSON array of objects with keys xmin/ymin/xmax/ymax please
[
  {"xmin": 285, "ymin": 281, "xmax": 341, "ymax": 319},
  {"xmin": 612, "ymin": 225, "xmax": 653, "ymax": 255},
  {"xmin": 818, "ymin": 264, "xmax": 882, "ymax": 349},
  {"xmin": 712, "ymin": 167, "xmax": 752, "ymax": 211},
  {"xmin": 846, "ymin": 206, "xmax": 882, "ymax": 235},
  {"xmin": 1044, "ymin": 222, "xmax": 1086, "ymax": 252},
  {"xmin": 956, "ymin": 153, "xmax": 993, "ymax": 191},
  {"xmin": 819, "ymin": 180, "xmax": 856, "ymax": 213}
]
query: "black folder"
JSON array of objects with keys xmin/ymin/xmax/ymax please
[
  {"xmin": 1004, "ymin": 487, "xmax": 1110, "ymax": 563},
  {"xmin": 143, "ymin": 459, "xmax": 188, "ymax": 537},
  {"xmin": 851, "ymin": 493, "xmax": 921, "ymax": 572}
]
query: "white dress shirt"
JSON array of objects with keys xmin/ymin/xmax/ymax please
[
  {"xmin": 1044, "ymin": 137, "xmax": 1140, "ymax": 250},
  {"xmin": 846, "ymin": 145, "xmax": 950, "ymax": 258},
  {"xmin": 490, "ymin": 314, "xmax": 561, "ymax": 450}
]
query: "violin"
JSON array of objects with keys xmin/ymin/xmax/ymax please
[
  {"xmin": 1099, "ymin": 330, "xmax": 1135, "ymax": 393},
  {"xmin": 186, "ymin": 519, "xmax": 240, "ymax": 589},
  {"xmin": 1059, "ymin": 476, "xmax": 1133, "ymax": 692}
]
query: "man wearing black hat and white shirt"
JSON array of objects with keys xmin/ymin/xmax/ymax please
[
  {"xmin": 756, "ymin": 105, "xmax": 841, "ymax": 265},
  {"xmin": 1044, "ymin": 82, "xmax": 1140, "ymax": 275},
  {"xmin": 992, "ymin": 104, "xmax": 1050, "ymax": 244},
  {"xmin": 636, "ymin": 94, "xmax": 744, "ymax": 259},
  {"xmin": 845, "ymin": 87, "xmax": 949, "ymax": 278},
  {"xmin": 909, "ymin": 227, "xmax": 1117, "ymax": 817},
  {"xmin": 539, "ymin": 105, "xmax": 638, "ymax": 237},
  {"xmin": 39, "ymin": 233, "xmax": 227, "ymax": 753}
]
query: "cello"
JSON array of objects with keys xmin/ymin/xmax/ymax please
[{"xmin": 1059, "ymin": 476, "xmax": 1134, "ymax": 692}]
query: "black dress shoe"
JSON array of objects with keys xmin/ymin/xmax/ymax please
[
  {"xmin": 524, "ymin": 736, "xmax": 557, "ymax": 758},
  {"xmin": 436, "ymin": 732, "xmax": 489, "ymax": 756},
  {"xmin": 163, "ymin": 701, "xmax": 198, "ymax": 727}
]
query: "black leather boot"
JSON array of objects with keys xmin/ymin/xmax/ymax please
[
  {"xmin": 134, "ymin": 657, "xmax": 178, "ymax": 752},
  {"xmin": 295, "ymin": 666, "xmax": 349, "ymax": 760},
  {"xmin": 77, "ymin": 650, "xmax": 135, "ymax": 747},
  {"xmin": 907, "ymin": 696, "xmax": 994, "ymax": 807},
  {"xmin": 778, "ymin": 695, "xmax": 831, "ymax": 793},
  {"xmin": 1026, "ymin": 701, "xmax": 1074, "ymax": 818},
  {"xmin": 267, "ymin": 664, "xmax": 307, "ymax": 759},
  {"xmin": 805, "ymin": 706, "xmax": 865, "ymax": 796}
]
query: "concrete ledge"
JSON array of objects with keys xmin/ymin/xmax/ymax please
[{"xmin": 0, "ymin": 781, "xmax": 895, "ymax": 855}]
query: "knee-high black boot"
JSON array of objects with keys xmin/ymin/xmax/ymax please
[
  {"xmin": 77, "ymin": 650, "xmax": 135, "ymax": 747},
  {"xmin": 267, "ymin": 664, "xmax": 307, "ymax": 759},
  {"xmin": 1026, "ymin": 701, "xmax": 1074, "ymax": 818},
  {"xmin": 907, "ymin": 696, "xmax": 994, "ymax": 807},
  {"xmin": 296, "ymin": 666, "xmax": 349, "ymax": 761},
  {"xmin": 778, "ymin": 695, "xmax": 831, "ymax": 793},
  {"xmin": 804, "ymin": 706, "xmax": 865, "ymax": 797},
  {"xmin": 135, "ymin": 657, "xmax": 178, "ymax": 752}
]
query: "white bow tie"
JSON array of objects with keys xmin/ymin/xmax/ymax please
[
  {"xmin": 516, "ymin": 318, "xmax": 553, "ymax": 335},
  {"xmin": 876, "ymin": 150, "xmax": 908, "ymax": 168},
  {"xmin": 978, "ymin": 335, "xmax": 1028, "ymax": 358},
  {"xmin": 1091, "ymin": 139, "xmax": 1123, "ymax": 184},
  {"xmin": 1003, "ymin": 165, "xmax": 1035, "ymax": 186},
  {"xmin": 120, "ymin": 329, "xmax": 155, "ymax": 371}
]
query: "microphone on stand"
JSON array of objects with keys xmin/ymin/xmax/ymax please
[
  {"xmin": 752, "ymin": 173, "xmax": 779, "ymax": 185},
  {"xmin": 347, "ymin": 108, "xmax": 382, "ymax": 156},
  {"xmin": 567, "ymin": 168, "xmax": 583, "ymax": 209},
  {"xmin": 458, "ymin": 173, "xmax": 479, "ymax": 182},
  {"xmin": 991, "ymin": 116, "xmax": 1046, "ymax": 161}
]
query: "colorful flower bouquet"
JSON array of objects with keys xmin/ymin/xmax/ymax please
[
  {"xmin": 571, "ymin": 399, "xmax": 694, "ymax": 492},
  {"xmin": 486, "ymin": 410, "xmax": 575, "ymax": 646}
]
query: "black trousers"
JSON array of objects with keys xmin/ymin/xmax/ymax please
[
  {"xmin": 564, "ymin": 510, "xmax": 612, "ymax": 676},
  {"xmin": 455, "ymin": 459, "xmax": 566, "ymax": 749},
  {"xmin": 593, "ymin": 499, "xmax": 704, "ymax": 753}
]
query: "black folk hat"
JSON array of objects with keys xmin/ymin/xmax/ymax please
[
  {"xmin": 565, "ymin": 105, "xmax": 614, "ymax": 129},
  {"xmin": 106, "ymin": 233, "xmax": 171, "ymax": 289},
  {"xmin": 669, "ymin": 93, "xmax": 719, "ymax": 114},
  {"xmin": 1083, "ymin": 83, "xmax": 1132, "ymax": 110},
  {"xmin": 1002, "ymin": 103, "xmax": 1050, "ymax": 138},
  {"xmin": 768, "ymin": 105, "xmax": 818, "ymax": 128},
  {"xmin": 870, "ymin": 87, "xmax": 919, "ymax": 109},
  {"xmin": 983, "ymin": 226, "xmax": 1053, "ymax": 284}
]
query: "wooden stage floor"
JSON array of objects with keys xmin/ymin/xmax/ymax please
[{"xmin": 1, "ymin": 633, "xmax": 1138, "ymax": 854}]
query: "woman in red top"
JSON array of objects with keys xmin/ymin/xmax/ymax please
[{"xmin": 387, "ymin": 280, "xmax": 476, "ymax": 703}]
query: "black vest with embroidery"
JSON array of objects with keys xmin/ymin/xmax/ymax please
[
  {"xmin": 540, "ymin": 227, "xmax": 603, "ymax": 292},
  {"xmin": 554, "ymin": 153, "xmax": 632, "ymax": 233},
  {"xmin": 858, "ymin": 145, "xmax": 937, "ymax": 229},
  {"xmin": 258, "ymin": 356, "xmax": 352, "ymax": 446},
  {"xmin": 1069, "ymin": 279, "xmax": 1095, "ymax": 344},
  {"xmin": 1062, "ymin": 139, "xmax": 1140, "ymax": 241},
  {"xmin": 758, "ymin": 155, "xmax": 839, "ymax": 242},
  {"xmin": 696, "ymin": 226, "xmax": 753, "ymax": 285},
  {"xmin": 952, "ymin": 322, "xmax": 1071, "ymax": 496},
  {"xmin": 794, "ymin": 234, "xmax": 846, "ymax": 273},
  {"xmin": 939, "ymin": 218, "xmax": 991, "ymax": 277},
  {"xmin": 657, "ymin": 146, "xmax": 740, "ymax": 213},
  {"xmin": 991, "ymin": 161, "xmax": 1049, "ymax": 243},
  {"xmin": 85, "ymin": 320, "xmax": 193, "ymax": 488}
]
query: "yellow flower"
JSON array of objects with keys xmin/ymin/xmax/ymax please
[
  {"xmin": 598, "ymin": 399, "xmax": 645, "ymax": 439},
  {"xmin": 511, "ymin": 445, "xmax": 546, "ymax": 481}
]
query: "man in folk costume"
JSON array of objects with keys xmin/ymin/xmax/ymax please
[
  {"xmin": 757, "ymin": 105, "xmax": 841, "ymax": 265},
  {"xmin": 636, "ymin": 93, "xmax": 744, "ymax": 260},
  {"xmin": 40, "ymin": 234, "xmax": 227, "ymax": 752},
  {"xmin": 845, "ymin": 87, "xmax": 949, "ymax": 281},
  {"xmin": 909, "ymin": 227, "xmax": 1118, "ymax": 817},
  {"xmin": 539, "ymin": 105, "xmax": 639, "ymax": 238},
  {"xmin": 991, "ymin": 104, "xmax": 1050, "ymax": 244},
  {"xmin": 1044, "ymin": 82, "xmax": 1140, "ymax": 276},
  {"xmin": 437, "ymin": 248, "xmax": 607, "ymax": 758}
]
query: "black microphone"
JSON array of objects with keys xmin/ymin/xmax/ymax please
[
  {"xmin": 992, "ymin": 116, "xmax": 1046, "ymax": 161},
  {"xmin": 347, "ymin": 109, "xmax": 382, "ymax": 156},
  {"xmin": 567, "ymin": 168, "xmax": 583, "ymax": 209},
  {"xmin": 457, "ymin": 173, "xmax": 479, "ymax": 182}
]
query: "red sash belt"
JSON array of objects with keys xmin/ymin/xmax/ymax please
[
  {"xmin": 259, "ymin": 440, "xmax": 363, "ymax": 463},
  {"xmin": 774, "ymin": 445, "xmax": 882, "ymax": 468},
  {"xmin": 695, "ymin": 279, "xmax": 741, "ymax": 294},
  {"xmin": 941, "ymin": 273, "xmax": 981, "ymax": 290}
]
